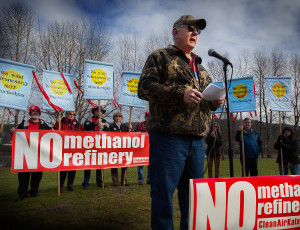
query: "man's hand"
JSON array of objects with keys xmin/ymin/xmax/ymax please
[
  {"xmin": 10, "ymin": 127, "xmax": 16, "ymax": 133},
  {"xmin": 238, "ymin": 125, "xmax": 243, "ymax": 131},
  {"xmin": 184, "ymin": 89, "xmax": 203, "ymax": 105},
  {"xmin": 212, "ymin": 96, "xmax": 225, "ymax": 108},
  {"xmin": 56, "ymin": 117, "xmax": 61, "ymax": 123}
]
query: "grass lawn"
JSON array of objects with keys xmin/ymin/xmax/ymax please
[{"xmin": 0, "ymin": 158, "xmax": 279, "ymax": 230}]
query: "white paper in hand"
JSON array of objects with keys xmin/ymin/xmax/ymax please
[{"xmin": 202, "ymin": 83, "xmax": 225, "ymax": 101}]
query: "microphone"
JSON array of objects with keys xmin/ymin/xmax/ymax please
[{"xmin": 208, "ymin": 49, "xmax": 232, "ymax": 65}]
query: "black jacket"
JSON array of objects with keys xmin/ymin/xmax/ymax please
[
  {"xmin": 108, "ymin": 123, "xmax": 129, "ymax": 132},
  {"xmin": 17, "ymin": 119, "xmax": 51, "ymax": 130},
  {"xmin": 274, "ymin": 127, "xmax": 299, "ymax": 164},
  {"xmin": 205, "ymin": 131, "xmax": 222, "ymax": 157}
]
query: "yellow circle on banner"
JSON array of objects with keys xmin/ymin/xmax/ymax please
[
  {"xmin": 0, "ymin": 70, "xmax": 24, "ymax": 90},
  {"xmin": 232, "ymin": 84, "xmax": 248, "ymax": 99},
  {"xmin": 91, "ymin": 69, "xmax": 107, "ymax": 85},
  {"xmin": 127, "ymin": 78, "xmax": 139, "ymax": 93},
  {"xmin": 51, "ymin": 79, "xmax": 68, "ymax": 95},
  {"xmin": 272, "ymin": 83, "xmax": 286, "ymax": 98}
]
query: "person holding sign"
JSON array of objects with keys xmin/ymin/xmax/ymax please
[
  {"xmin": 205, "ymin": 122, "xmax": 223, "ymax": 178},
  {"xmin": 53, "ymin": 111, "xmax": 83, "ymax": 192},
  {"xmin": 138, "ymin": 15, "xmax": 225, "ymax": 230},
  {"xmin": 109, "ymin": 111, "xmax": 132, "ymax": 186},
  {"xmin": 82, "ymin": 106, "xmax": 109, "ymax": 189},
  {"xmin": 11, "ymin": 105, "xmax": 51, "ymax": 201},
  {"xmin": 235, "ymin": 118, "xmax": 262, "ymax": 177},
  {"xmin": 274, "ymin": 127, "xmax": 300, "ymax": 175},
  {"xmin": 135, "ymin": 111, "xmax": 150, "ymax": 185}
]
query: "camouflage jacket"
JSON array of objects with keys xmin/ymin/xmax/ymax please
[{"xmin": 138, "ymin": 45, "xmax": 216, "ymax": 136}]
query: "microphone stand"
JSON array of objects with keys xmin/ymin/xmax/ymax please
[{"xmin": 223, "ymin": 63, "xmax": 234, "ymax": 177}]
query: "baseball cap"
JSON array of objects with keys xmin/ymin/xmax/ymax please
[
  {"xmin": 173, "ymin": 15, "xmax": 206, "ymax": 30},
  {"xmin": 29, "ymin": 105, "xmax": 41, "ymax": 115}
]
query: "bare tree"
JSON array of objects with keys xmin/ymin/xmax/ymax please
[
  {"xmin": 144, "ymin": 29, "xmax": 172, "ymax": 56},
  {"xmin": 0, "ymin": 1, "xmax": 36, "ymax": 126},
  {"xmin": 252, "ymin": 48, "xmax": 271, "ymax": 157},
  {"xmin": 113, "ymin": 34, "xmax": 146, "ymax": 122},
  {"xmin": 289, "ymin": 53, "xmax": 300, "ymax": 136}
]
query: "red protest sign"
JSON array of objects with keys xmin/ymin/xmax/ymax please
[
  {"xmin": 11, "ymin": 130, "xmax": 149, "ymax": 172},
  {"xmin": 189, "ymin": 176, "xmax": 300, "ymax": 230}
]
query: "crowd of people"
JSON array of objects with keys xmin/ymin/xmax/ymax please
[{"xmin": 10, "ymin": 105, "xmax": 150, "ymax": 201}]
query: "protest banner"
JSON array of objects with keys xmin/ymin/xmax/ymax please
[
  {"xmin": 43, "ymin": 70, "xmax": 75, "ymax": 111},
  {"xmin": 84, "ymin": 60, "xmax": 114, "ymax": 100},
  {"xmin": 228, "ymin": 76, "xmax": 256, "ymax": 113},
  {"xmin": 189, "ymin": 176, "xmax": 300, "ymax": 230},
  {"xmin": 0, "ymin": 58, "xmax": 34, "ymax": 110},
  {"xmin": 11, "ymin": 130, "xmax": 149, "ymax": 173},
  {"xmin": 265, "ymin": 76, "xmax": 291, "ymax": 112},
  {"xmin": 265, "ymin": 76, "xmax": 292, "ymax": 174},
  {"xmin": 119, "ymin": 71, "xmax": 146, "ymax": 108}
]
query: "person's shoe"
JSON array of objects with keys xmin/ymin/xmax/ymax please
[
  {"xmin": 29, "ymin": 190, "xmax": 39, "ymax": 197},
  {"xmin": 67, "ymin": 184, "xmax": 74, "ymax": 191},
  {"xmin": 15, "ymin": 194, "xmax": 28, "ymax": 202},
  {"xmin": 82, "ymin": 185, "xmax": 88, "ymax": 190},
  {"xmin": 138, "ymin": 181, "xmax": 144, "ymax": 185},
  {"xmin": 113, "ymin": 182, "xmax": 120, "ymax": 187},
  {"xmin": 147, "ymin": 181, "xmax": 150, "ymax": 185},
  {"xmin": 122, "ymin": 182, "xmax": 130, "ymax": 186}
]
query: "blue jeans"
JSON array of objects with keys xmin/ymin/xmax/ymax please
[
  {"xmin": 278, "ymin": 163, "xmax": 300, "ymax": 175},
  {"xmin": 82, "ymin": 169, "xmax": 103, "ymax": 187},
  {"xmin": 137, "ymin": 166, "xmax": 150, "ymax": 183},
  {"xmin": 149, "ymin": 134, "xmax": 205, "ymax": 230}
]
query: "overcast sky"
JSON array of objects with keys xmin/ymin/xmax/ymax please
[{"xmin": 1, "ymin": 0, "xmax": 299, "ymax": 63}]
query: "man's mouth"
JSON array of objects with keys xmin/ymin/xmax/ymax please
[{"xmin": 190, "ymin": 38, "xmax": 196, "ymax": 42}]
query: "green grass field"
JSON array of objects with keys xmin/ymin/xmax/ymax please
[{"xmin": 0, "ymin": 158, "xmax": 279, "ymax": 230}]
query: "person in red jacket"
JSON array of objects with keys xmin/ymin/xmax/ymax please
[
  {"xmin": 11, "ymin": 105, "xmax": 51, "ymax": 201},
  {"xmin": 53, "ymin": 111, "xmax": 83, "ymax": 192}
]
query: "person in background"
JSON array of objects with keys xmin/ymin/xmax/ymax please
[
  {"xmin": 274, "ymin": 127, "xmax": 299, "ymax": 175},
  {"xmin": 135, "ymin": 111, "xmax": 150, "ymax": 185},
  {"xmin": 53, "ymin": 111, "xmax": 83, "ymax": 192},
  {"xmin": 109, "ymin": 111, "xmax": 132, "ymax": 186},
  {"xmin": 82, "ymin": 106, "xmax": 109, "ymax": 189},
  {"xmin": 138, "ymin": 15, "xmax": 225, "ymax": 230},
  {"xmin": 11, "ymin": 105, "xmax": 51, "ymax": 201},
  {"xmin": 205, "ymin": 122, "xmax": 222, "ymax": 178},
  {"xmin": 235, "ymin": 117, "xmax": 262, "ymax": 177}
]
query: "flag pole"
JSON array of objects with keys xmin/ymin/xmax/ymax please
[
  {"xmin": 240, "ymin": 113, "xmax": 246, "ymax": 177},
  {"xmin": 98, "ymin": 100, "xmax": 105, "ymax": 190},
  {"xmin": 123, "ymin": 106, "xmax": 133, "ymax": 186},
  {"xmin": 279, "ymin": 111, "xmax": 284, "ymax": 175},
  {"xmin": 58, "ymin": 111, "xmax": 61, "ymax": 196},
  {"xmin": 0, "ymin": 108, "xmax": 7, "ymax": 133}
]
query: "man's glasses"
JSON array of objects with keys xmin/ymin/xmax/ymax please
[
  {"xmin": 186, "ymin": 25, "xmax": 201, "ymax": 35},
  {"xmin": 115, "ymin": 115, "xmax": 122, "ymax": 118},
  {"xmin": 68, "ymin": 113, "xmax": 76, "ymax": 116}
]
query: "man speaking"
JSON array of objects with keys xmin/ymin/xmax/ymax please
[{"xmin": 138, "ymin": 15, "xmax": 225, "ymax": 230}]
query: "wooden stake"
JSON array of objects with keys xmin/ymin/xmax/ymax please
[
  {"xmin": 240, "ymin": 113, "xmax": 246, "ymax": 177},
  {"xmin": 0, "ymin": 108, "xmax": 7, "ymax": 133},
  {"xmin": 279, "ymin": 111, "xmax": 284, "ymax": 175},
  {"xmin": 98, "ymin": 100, "xmax": 104, "ymax": 190},
  {"xmin": 58, "ymin": 111, "xmax": 61, "ymax": 196},
  {"xmin": 123, "ymin": 107, "xmax": 133, "ymax": 186}
]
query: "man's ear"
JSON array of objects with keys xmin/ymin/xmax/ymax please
[{"xmin": 172, "ymin": 27, "xmax": 177, "ymax": 37}]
